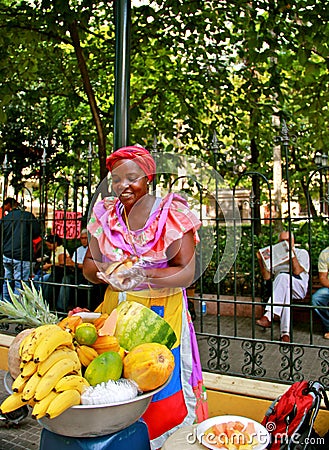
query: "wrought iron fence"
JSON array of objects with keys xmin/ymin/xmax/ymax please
[
  {"xmin": 190, "ymin": 123, "xmax": 329, "ymax": 389},
  {"xmin": 1, "ymin": 127, "xmax": 329, "ymax": 388}
]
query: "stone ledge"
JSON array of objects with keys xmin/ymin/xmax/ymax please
[
  {"xmin": 0, "ymin": 334, "xmax": 14, "ymax": 372},
  {"xmin": 204, "ymin": 372, "xmax": 329, "ymax": 436},
  {"xmin": 193, "ymin": 294, "xmax": 263, "ymax": 317}
]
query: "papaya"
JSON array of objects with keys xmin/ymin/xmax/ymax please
[
  {"xmin": 93, "ymin": 313, "xmax": 109, "ymax": 332},
  {"xmin": 84, "ymin": 351, "xmax": 123, "ymax": 386},
  {"xmin": 123, "ymin": 342, "xmax": 175, "ymax": 391},
  {"xmin": 98, "ymin": 310, "xmax": 117, "ymax": 336}
]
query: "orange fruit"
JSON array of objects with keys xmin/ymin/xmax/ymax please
[
  {"xmin": 93, "ymin": 314, "xmax": 109, "ymax": 331},
  {"xmin": 74, "ymin": 323, "xmax": 98, "ymax": 345},
  {"xmin": 91, "ymin": 335, "xmax": 120, "ymax": 354},
  {"xmin": 57, "ymin": 316, "xmax": 83, "ymax": 333}
]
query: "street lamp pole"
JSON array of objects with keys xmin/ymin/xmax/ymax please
[{"xmin": 113, "ymin": 0, "xmax": 131, "ymax": 151}]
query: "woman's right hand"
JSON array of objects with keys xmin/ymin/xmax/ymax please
[
  {"xmin": 96, "ymin": 271, "xmax": 122, "ymax": 290},
  {"xmin": 96, "ymin": 261, "xmax": 145, "ymax": 291}
]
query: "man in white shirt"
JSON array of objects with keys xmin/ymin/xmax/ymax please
[
  {"xmin": 72, "ymin": 229, "xmax": 88, "ymax": 268},
  {"xmin": 256, "ymin": 231, "xmax": 310, "ymax": 343}
]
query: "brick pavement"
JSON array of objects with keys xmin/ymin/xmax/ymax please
[{"xmin": 0, "ymin": 370, "xmax": 42, "ymax": 450}]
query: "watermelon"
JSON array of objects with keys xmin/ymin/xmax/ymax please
[{"xmin": 114, "ymin": 301, "xmax": 177, "ymax": 351}]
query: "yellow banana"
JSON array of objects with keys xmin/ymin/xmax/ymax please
[
  {"xmin": 34, "ymin": 358, "xmax": 80, "ymax": 401},
  {"xmin": 19, "ymin": 332, "xmax": 37, "ymax": 363},
  {"xmin": 33, "ymin": 328, "xmax": 73, "ymax": 363},
  {"xmin": 118, "ymin": 347, "xmax": 126, "ymax": 359},
  {"xmin": 20, "ymin": 325, "xmax": 61, "ymax": 363},
  {"xmin": 76, "ymin": 350, "xmax": 89, "ymax": 367},
  {"xmin": 12, "ymin": 374, "xmax": 28, "ymax": 393},
  {"xmin": 46, "ymin": 389, "xmax": 81, "ymax": 419},
  {"xmin": 19, "ymin": 329, "xmax": 37, "ymax": 357},
  {"xmin": 0, "ymin": 392, "xmax": 27, "ymax": 414},
  {"xmin": 55, "ymin": 375, "xmax": 90, "ymax": 394},
  {"xmin": 76, "ymin": 345, "xmax": 99, "ymax": 367},
  {"xmin": 22, "ymin": 371, "xmax": 42, "ymax": 402},
  {"xmin": 31, "ymin": 391, "xmax": 59, "ymax": 420},
  {"xmin": 21, "ymin": 360, "xmax": 38, "ymax": 378},
  {"xmin": 37, "ymin": 346, "xmax": 80, "ymax": 377},
  {"xmin": 27, "ymin": 397, "xmax": 37, "ymax": 408}
]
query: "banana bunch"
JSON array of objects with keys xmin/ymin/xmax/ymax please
[
  {"xmin": 31, "ymin": 374, "xmax": 89, "ymax": 419},
  {"xmin": 19, "ymin": 324, "xmax": 74, "ymax": 364},
  {"xmin": 0, "ymin": 323, "xmax": 88, "ymax": 419}
]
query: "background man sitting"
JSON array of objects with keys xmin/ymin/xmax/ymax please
[
  {"xmin": 256, "ymin": 231, "xmax": 310, "ymax": 343},
  {"xmin": 311, "ymin": 247, "xmax": 329, "ymax": 340}
]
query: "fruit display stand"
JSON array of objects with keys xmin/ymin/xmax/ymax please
[
  {"xmin": 0, "ymin": 332, "xmax": 166, "ymax": 450},
  {"xmin": 37, "ymin": 391, "xmax": 153, "ymax": 449},
  {"xmin": 38, "ymin": 375, "xmax": 172, "ymax": 441},
  {"xmin": 1, "ymin": 331, "xmax": 329, "ymax": 443},
  {"xmin": 37, "ymin": 398, "xmax": 152, "ymax": 449}
]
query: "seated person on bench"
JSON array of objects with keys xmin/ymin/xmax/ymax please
[
  {"xmin": 312, "ymin": 247, "xmax": 329, "ymax": 340},
  {"xmin": 256, "ymin": 231, "xmax": 310, "ymax": 343}
]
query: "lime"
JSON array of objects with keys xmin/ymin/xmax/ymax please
[{"xmin": 74, "ymin": 323, "xmax": 98, "ymax": 345}]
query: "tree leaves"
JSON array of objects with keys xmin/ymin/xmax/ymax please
[{"xmin": 0, "ymin": 0, "xmax": 327, "ymax": 196}]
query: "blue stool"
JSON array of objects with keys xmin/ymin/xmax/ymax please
[{"xmin": 39, "ymin": 420, "xmax": 151, "ymax": 450}]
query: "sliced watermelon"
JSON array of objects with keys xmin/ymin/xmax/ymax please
[{"xmin": 114, "ymin": 301, "xmax": 177, "ymax": 351}]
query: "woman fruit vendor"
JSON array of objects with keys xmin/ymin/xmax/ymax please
[{"xmin": 83, "ymin": 145, "xmax": 208, "ymax": 450}]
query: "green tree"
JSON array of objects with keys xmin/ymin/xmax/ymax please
[{"xmin": 0, "ymin": 0, "xmax": 327, "ymax": 205}]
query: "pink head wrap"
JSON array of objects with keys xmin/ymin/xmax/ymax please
[{"xmin": 106, "ymin": 146, "xmax": 156, "ymax": 182}]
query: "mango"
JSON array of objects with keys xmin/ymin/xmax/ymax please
[{"xmin": 84, "ymin": 351, "xmax": 123, "ymax": 386}]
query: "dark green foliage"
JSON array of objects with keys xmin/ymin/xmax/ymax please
[{"xmin": 0, "ymin": 0, "xmax": 328, "ymax": 189}]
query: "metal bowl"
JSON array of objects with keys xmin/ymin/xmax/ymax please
[{"xmin": 38, "ymin": 377, "xmax": 171, "ymax": 437}]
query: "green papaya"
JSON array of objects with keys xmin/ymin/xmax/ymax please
[{"xmin": 84, "ymin": 351, "xmax": 123, "ymax": 386}]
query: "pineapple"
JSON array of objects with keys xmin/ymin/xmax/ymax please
[{"xmin": 0, "ymin": 281, "xmax": 58, "ymax": 327}]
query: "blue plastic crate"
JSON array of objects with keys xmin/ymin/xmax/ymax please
[{"xmin": 39, "ymin": 420, "xmax": 151, "ymax": 450}]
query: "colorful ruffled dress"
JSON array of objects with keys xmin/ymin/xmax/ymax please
[{"xmin": 88, "ymin": 192, "xmax": 208, "ymax": 449}]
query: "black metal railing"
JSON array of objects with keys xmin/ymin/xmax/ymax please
[{"xmin": 1, "ymin": 131, "xmax": 329, "ymax": 388}]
